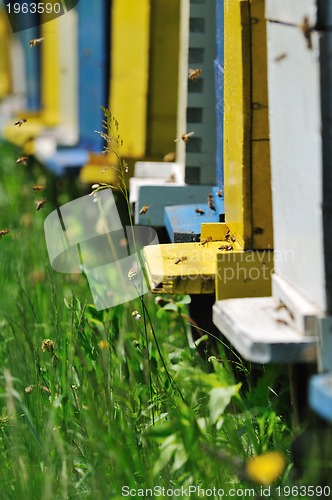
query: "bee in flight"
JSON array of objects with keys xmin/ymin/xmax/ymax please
[
  {"xmin": 195, "ymin": 208, "xmax": 205, "ymax": 215},
  {"xmin": 16, "ymin": 156, "xmax": 28, "ymax": 165},
  {"xmin": 0, "ymin": 229, "xmax": 10, "ymax": 240},
  {"xmin": 33, "ymin": 184, "xmax": 45, "ymax": 192},
  {"xmin": 14, "ymin": 118, "xmax": 27, "ymax": 127},
  {"xmin": 175, "ymin": 256, "xmax": 188, "ymax": 265},
  {"xmin": 201, "ymin": 236, "xmax": 212, "ymax": 246},
  {"xmin": 36, "ymin": 198, "xmax": 47, "ymax": 211},
  {"xmin": 29, "ymin": 37, "xmax": 44, "ymax": 47},
  {"xmin": 100, "ymin": 166, "xmax": 111, "ymax": 174},
  {"xmin": 175, "ymin": 131, "xmax": 195, "ymax": 143},
  {"xmin": 139, "ymin": 205, "xmax": 150, "ymax": 215},
  {"xmin": 163, "ymin": 151, "xmax": 176, "ymax": 162},
  {"xmin": 132, "ymin": 310, "xmax": 142, "ymax": 321},
  {"xmin": 217, "ymin": 189, "xmax": 223, "ymax": 197},
  {"xmin": 188, "ymin": 68, "xmax": 202, "ymax": 81}
]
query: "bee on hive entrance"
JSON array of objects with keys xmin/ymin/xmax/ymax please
[
  {"xmin": 218, "ymin": 244, "xmax": 233, "ymax": 251},
  {"xmin": 225, "ymin": 229, "xmax": 236, "ymax": 243},
  {"xmin": 188, "ymin": 68, "xmax": 202, "ymax": 81},
  {"xmin": 195, "ymin": 208, "xmax": 205, "ymax": 215},
  {"xmin": 14, "ymin": 118, "xmax": 27, "ymax": 127},
  {"xmin": 29, "ymin": 37, "xmax": 44, "ymax": 47},
  {"xmin": 36, "ymin": 199, "xmax": 47, "ymax": 211},
  {"xmin": 139, "ymin": 205, "xmax": 150, "ymax": 215},
  {"xmin": 175, "ymin": 256, "xmax": 188, "ymax": 265},
  {"xmin": 175, "ymin": 131, "xmax": 195, "ymax": 143},
  {"xmin": 207, "ymin": 193, "xmax": 216, "ymax": 211},
  {"xmin": 0, "ymin": 229, "xmax": 10, "ymax": 239},
  {"xmin": 201, "ymin": 236, "xmax": 212, "ymax": 246}
]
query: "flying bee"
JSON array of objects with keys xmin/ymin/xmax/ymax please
[
  {"xmin": 33, "ymin": 184, "xmax": 45, "ymax": 192},
  {"xmin": 29, "ymin": 37, "xmax": 44, "ymax": 47},
  {"xmin": 217, "ymin": 189, "xmax": 223, "ymax": 197},
  {"xmin": 0, "ymin": 229, "xmax": 10, "ymax": 239},
  {"xmin": 16, "ymin": 156, "xmax": 28, "ymax": 165},
  {"xmin": 139, "ymin": 205, "xmax": 150, "ymax": 215},
  {"xmin": 100, "ymin": 166, "xmax": 111, "ymax": 174},
  {"xmin": 188, "ymin": 68, "xmax": 202, "ymax": 81},
  {"xmin": 175, "ymin": 256, "xmax": 188, "ymax": 265},
  {"xmin": 163, "ymin": 151, "xmax": 175, "ymax": 162},
  {"xmin": 195, "ymin": 208, "xmax": 205, "ymax": 215},
  {"xmin": 201, "ymin": 236, "xmax": 212, "ymax": 246},
  {"xmin": 36, "ymin": 198, "xmax": 47, "ymax": 211},
  {"xmin": 14, "ymin": 118, "xmax": 27, "ymax": 127},
  {"xmin": 218, "ymin": 244, "xmax": 233, "ymax": 251},
  {"xmin": 175, "ymin": 131, "xmax": 195, "ymax": 143},
  {"xmin": 132, "ymin": 310, "xmax": 142, "ymax": 321}
]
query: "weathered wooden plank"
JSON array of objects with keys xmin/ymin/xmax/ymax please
[
  {"xmin": 265, "ymin": 0, "xmax": 319, "ymax": 26},
  {"xmin": 110, "ymin": 0, "xmax": 150, "ymax": 158},
  {"xmin": 165, "ymin": 204, "xmax": 220, "ymax": 242},
  {"xmin": 215, "ymin": 250, "xmax": 273, "ymax": 300},
  {"xmin": 267, "ymin": 21, "xmax": 326, "ymax": 310},
  {"xmin": 78, "ymin": 0, "xmax": 109, "ymax": 151},
  {"xmin": 136, "ymin": 184, "xmax": 214, "ymax": 226},
  {"xmin": 224, "ymin": 0, "xmax": 252, "ymax": 248},
  {"xmin": 213, "ymin": 297, "xmax": 317, "ymax": 363},
  {"xmin": 309, "ymin": 374, "xmax": 332, "ymax": 422},
  {"xmin": 266, "ymin": 0, "xmax": 332, "ymax": 28},
  {"xmin": 147, "ymin": 0, "xmax": 180, "ymax": 157},
  {"xmin": 144, "ymin": 241, "xmax": 220, "ymax": 294}
]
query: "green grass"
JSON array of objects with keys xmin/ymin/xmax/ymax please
[{"xmin": 0, "ymin": 139, "xmax": 329, "ymax": 499}]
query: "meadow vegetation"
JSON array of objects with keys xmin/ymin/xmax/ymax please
[{"xmin": 0, "ymin": 135, "xmax": 323, "ymax": 499}]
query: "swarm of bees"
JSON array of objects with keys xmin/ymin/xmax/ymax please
[
  {"xmin": 200, "ymin": 236, "xmax": 212, "ymax": 246},
  {"xmin": 195, "ymin": 208, "xmax": 205, "ymax": 215},
  {"xmin": 175, "ymin": 131, "xmax": 195, "ymax": 143},
  {"xmin": 16, "ymin": 156, "xmax": 28, "ymax": 165},
  {"xmin": 29, "ymin": 37, "xmax": 44, "ymax": 47},
  {"xmin": 208, "ymin": 193, "xmax": 216, "ymax": 211},
  {"xmin": 188, "ymin": 68, "xmax": 202, "ymax": 81},
  {"xmin": 36, "ymin": 198, "xmax": 47, "ymax": 211},
  {"xmin": 139, "ymin": 205, "xmax": 150, "ymax": 215},
  {"xmin": 0, "ymin": 229, "xmax": 10, "ymax": 240},
  {"xmin": 14, "ymin": 118, "xmax": 27, "ymax": 127},
  {"xmin": 175, "ymin": 256, "xmax": 188, "ymax": 265}
]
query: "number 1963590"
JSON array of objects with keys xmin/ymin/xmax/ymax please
[{"xmin": 6, "ymin": 2, "xmax": 63, "ymax": 15}]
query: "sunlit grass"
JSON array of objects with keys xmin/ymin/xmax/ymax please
[{"xmin": 0, "ymin": 138, "xmax": 326, "ymax": 499}]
